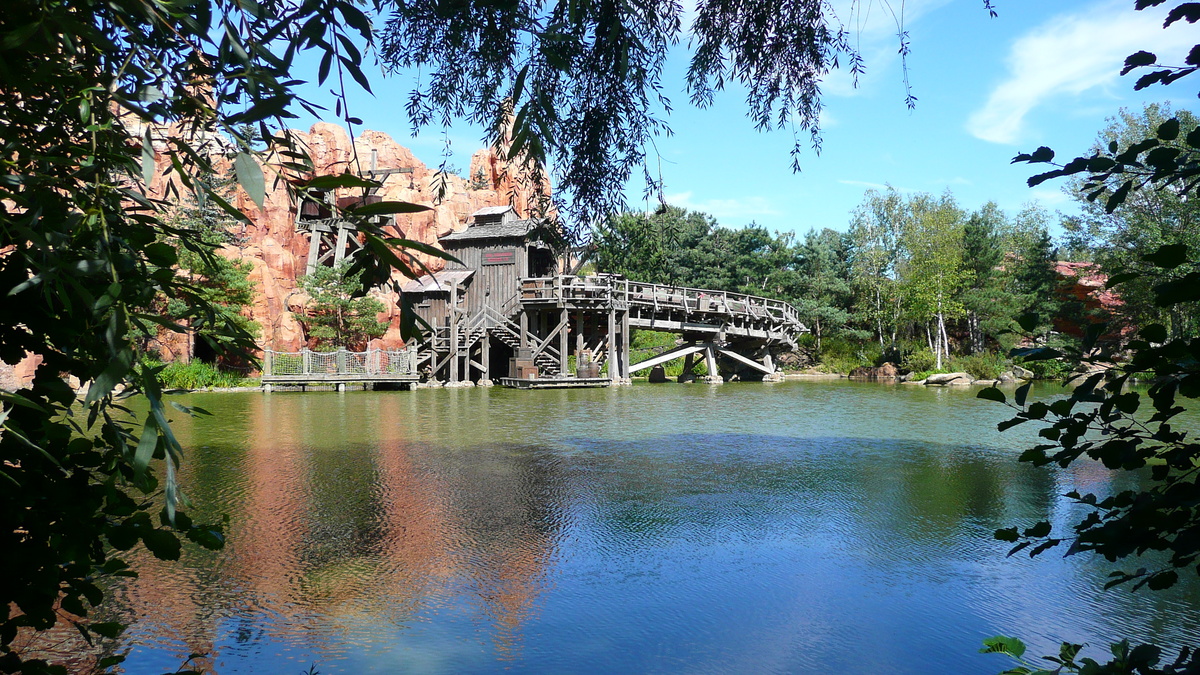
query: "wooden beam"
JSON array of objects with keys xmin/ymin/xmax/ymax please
[
  {"xmin": 620, "ymin": 311, "xmax": 630, "ymax": 378},
  {"xmin": 533, "ymin": 313, "xmax": 569, "ymax": 360},
  {"xmin": 704, "ymin": 344, "xmax": 719, "ymax": 379},
  {"xmin": 607, "ymin": 308, "xmax": 617, "ymax": 378},
  {"xmin": 629, "ymin": 343, "xmax": 704, "ymax": 373},
  {"xmin": 481, "ymin": 335, "xmax": 490, "ymax": 380},
  {"xmin": 559, "ymin": 307, "xmax": 568, "ymax": 375},
  {"xmin": 717, "ymin": 348, "xmax": 773, "ymax": 374}
]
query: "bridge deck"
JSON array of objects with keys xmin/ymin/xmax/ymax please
[{"xmin": 518, "ymin": 275, "xmax": 805, "ymax": 346}]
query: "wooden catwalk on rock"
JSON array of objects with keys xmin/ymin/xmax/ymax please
[{"xmin": 403, "ymin": 207, "xmax": 807, "ymax": 388}]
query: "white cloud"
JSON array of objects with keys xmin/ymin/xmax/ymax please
[
  {"xmin": 665, "ymin": 191, "xmax": 781, "ymax": 219},
  {"xmin": 967, "ymin": 1, "xmax": 1197, "ymax": 145},
  {"xmin": 1030, "ymin": 187, "xmax": 1072, "ymax": 207}
]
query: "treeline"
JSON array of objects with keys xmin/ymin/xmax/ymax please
[
  {"xmin": 590, "ymin": 103, "xmax": 1200, "ymax": 377},
  {"xmin": 592, "ymin": 196, "xmax": 1065, "ymax": 376}
]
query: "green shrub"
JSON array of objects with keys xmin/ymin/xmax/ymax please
[
  {"xmin": 1018, "ymin": 357, "xmax": 1074, "ymax": 381},
  {"xmin": 949, "ymin": 352, "xmax": 1009, "ymax": 380},
  {"xmin": 147, "ymin": 359, "xmax": 257, "ymax": 389},
  {"xmin": 815, "ymin": 336, "xmax": 880, "ymax": 374},
  {"xmin": 903, "ymin": 348, "xmax": 937, "ymax": 373}
]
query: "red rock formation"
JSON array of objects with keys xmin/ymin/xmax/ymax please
[
  {"xmin": 1053, "ymin": 261, "xmax": 1130, "ymax": 340},
  {"xmin": 139, "ymin": 122, "xmax": 550, "ymax": 358}
]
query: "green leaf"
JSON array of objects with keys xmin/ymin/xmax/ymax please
[
  {"xmin": 1142, "ymin": 243, "xmax": 1188, "ymax": 269},
  {"xmin": 144, "ymin": 242, "xmax": 177, "ymax": 267},
  {"xmin": 89, "ymin": 622, "xmax": 124, "ymax": 639},
  {"xmin": 305, "ymin": 172, "xmax": 381, "ymax": 189},
  {"xmin": 133, "ymin": 416, "xmax": 158, "ymax": 480},
  {"xmin": 85, "ymin": 349, "xmax": 134, "ymax": 404},
  {"xmin": 1146, "ymin": 570, "xmax": 1178, "ymax": 590},
  {"xmin": 1029, "ymin": 147, "xmax": 1055, "ymax": 163},
  {"xmin": 977, "ymin": 387, "xmax": 1006, "ymax": 404},
  {"xmin": 1105, "ymin": 271, "xmax": 1140, "ymax": 289},
  {"xmin": 994, "ymin": 528, "xmax": 1020, "ymax": 543},
  {"xmin": 1015, "ymin": 382, "xmax": 1031, "ymax": 407},
  {"xmin": 1140, "ymin": 323, "xmax": 1168, "ymax": 343},
  {"xmin": 981, "ymin": 636, "xmax": 1027, "ymax": 658},
  {"xmin": 1156, "ymin": 118, "xmax": 1180, "ymax": 140},
  {"xmin": 1024, "ymin": 521, "xmax": 1051, "ymax": 538},
  {"xmin": 141, "ymin": 529, "xmax": 182, "ymax": 561},
  {"xmin": 346, "ymin": 200, "xmax": 432, "ymax": 216},
  {"xmin": 234, "ymin": 152, "xmax": 265, "ymax": 209},
  {"xmin": 141, "ymin": 127, "xmax": 155, "ymax": 186}
]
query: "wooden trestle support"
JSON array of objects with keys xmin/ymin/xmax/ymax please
[{"xmin": 420, "ymin": 275, "xmax": 805, "ymax": 387}]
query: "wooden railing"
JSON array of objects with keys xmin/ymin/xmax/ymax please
[{"xmin": 518, "ymin": 275, "xmax": 805, "ymax": 330}]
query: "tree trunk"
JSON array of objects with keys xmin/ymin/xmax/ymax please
[{"xmin": 938, "ymin": 312, "xmax": 950, "ymax": 366}]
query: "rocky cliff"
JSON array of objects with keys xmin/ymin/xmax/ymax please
[{"xmin": 150, "ymin": 122, "xmax": 549, "ymax": 356}]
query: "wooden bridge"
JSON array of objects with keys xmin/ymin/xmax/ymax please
[
  {"xmin": 291, "ymin": 193, "xmax": 807, "ymax": 389},
  {"xmin": 418, "ymin": 274, "xmax": 806, "ymax": 387}
]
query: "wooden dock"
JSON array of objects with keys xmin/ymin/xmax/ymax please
[{"xmin": 498, "ymin": 376, "xmax": 612, "ymax": 389}]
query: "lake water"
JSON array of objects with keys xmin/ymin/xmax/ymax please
[{"xmin": 110, "ymin": 380, "xmax": 1200, "ymax": 674}]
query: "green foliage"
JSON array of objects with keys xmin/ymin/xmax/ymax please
[
  {"xmin": 377, "ymin": 0, "xmax": 881, "ymax": 231},
  {"xmin": 1061, "ymin": 103, "xmax": 1200, "ymax": 341},
  {"xmin": 0, "ymin": 0, "xmax": 405, "ymax": 669},
  {"xmin": 792, "ymin": 228, "xmax": 854, "ymax": 350},
  {"xmin": 299, "ymin": 262, "xmax": 389, "ymax": 350},
  {"xmin": 950, "ymin": 352, "xmax": 1008, "ymax": 380},
  {"xmin": 146, "ymin": 360, "xmax": 256, "ymax": 390},
  {"xmin": 988, "ymin": 4, "xmax": 1200, "ymax": 666},
  {"xmin": 813, "ymin": 336, "xmax": 880, "ymax": 375}
]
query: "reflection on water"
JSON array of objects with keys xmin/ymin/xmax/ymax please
[{"xmin": 111, "ymin": 381, "xmax": 1200, "ymax": 674}]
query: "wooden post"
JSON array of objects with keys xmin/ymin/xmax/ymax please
[
  {"xmin": 306, "ymin": 231, "xmax": 321, "ymax": 275},
  {"xmin": 559, "ymin": 307, "xmax": 569, "ymax": 376},
  {"xmin": 481, "ymin": 334, "xmax": 490, "ymax": 381},
  {"xmin": 607, "ymin": 308, "xmax": 616, "ymax": 379},
  {"xmin": 575, "ymin": 312, "xmax": 584, "ymax": 365},
  {"xmin": 704, "ymin": 343, "xmax": 719, "ymax": 380},
  {"xmin": 519, "ymin": 310, "xmax": 529, "ymax": 350},
  {"xmin": 264, "ymin": 349, "xmax": 274, "ymax": 378},
  {"xmin": 302, "ymin": 348, "xmax": 311, "ymax": 375},
  {"xmin": 620, "ymin": 311, "xmax": 630, "ymax": 378},
  {"xmin": 334, "ymin": 225, "xmax": 349, "ymax": 266},
  {"xmin": 682, "ymin": 352, "xmax": 695, "ymax": 378},
  {"xmin": 449, "ymin": 282, "xmax": 460, "ymax": 382},
  {"xmin": 336, "ymin": 348, "xmax": 347, "ymax": 375}
]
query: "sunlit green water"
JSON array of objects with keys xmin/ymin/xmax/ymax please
[{"xmin": 111, "ymin": 381, "xmax": 1200, "ymax": 673}]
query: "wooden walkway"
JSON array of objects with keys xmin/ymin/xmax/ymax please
[
  {"xmin": 262, "ymin": 348, "xmax": 420, "ymax": 389},
  {"xmin": 498, "ymin": 377, "xmax": 611, "ymax": 389},
  {"xmin": 421, "ymin": 274, "xmax": 806, "ymax": 385}
]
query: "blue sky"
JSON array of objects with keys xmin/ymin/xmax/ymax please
[{"xmin": 292, "ymin": 0, "xmax": 1197, "ymax": 237}]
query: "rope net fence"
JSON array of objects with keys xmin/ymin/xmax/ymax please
[{"xmin": 264, "ymin": 348, "xmax": 418, "ymax": 377}]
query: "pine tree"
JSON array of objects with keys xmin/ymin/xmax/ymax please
[{"xmin": 300, "ymin": 261, "xmax": 389, "ymax": 350}]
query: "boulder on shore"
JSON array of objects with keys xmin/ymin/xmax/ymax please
[
  {"xmin": 924, "ymin": 372, "xmax": 973, "ymax": 385},
  {"xmin": 849, "ymin": 362, "xmax": 900, "ymax": 379}
]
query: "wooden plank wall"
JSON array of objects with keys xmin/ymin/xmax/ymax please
[{"xmin": 444, "ymin": 239, "xmax": 528, "ymax": 316}]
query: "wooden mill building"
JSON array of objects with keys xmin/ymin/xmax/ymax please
[{"xmin": 401, "ymin": 206, "xmax": 807, "ymax": 387}]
